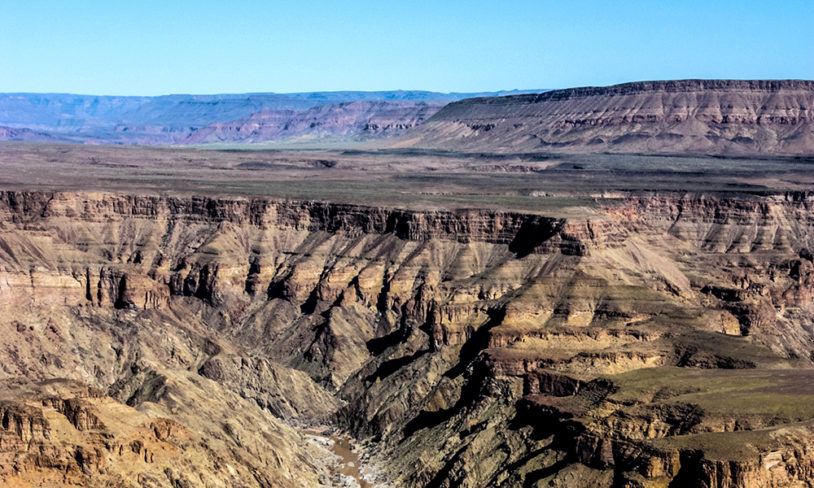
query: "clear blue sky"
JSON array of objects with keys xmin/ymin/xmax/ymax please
[{"xmin": 1, "ymin": 0, "xmax": 812, "ymax": 95}]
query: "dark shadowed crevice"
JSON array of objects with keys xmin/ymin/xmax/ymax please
[
  {"xmin": 365, "ymin": 350, "xmax": 429, "ymax": 383},
  {"xmin": 444, "ymin": 307, "xmax": 505, "ymax": 379},
  {"xmin": 508, "ymin": 218, "xmax": 561, "ymax": 258}
]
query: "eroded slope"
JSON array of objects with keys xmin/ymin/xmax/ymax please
[
  {"xmin": 0, "ymin": 190, "xmax": 812, "ymax": 487},
  {"xmin": 398, "ymin": 80, "xmax": 814, "ymax": 156}
]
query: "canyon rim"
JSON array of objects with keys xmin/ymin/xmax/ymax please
[
  {"xmin": 2, "ymin": 2, "xmax": 814, "ymax": 486},
  {"xmin": 0, "ymin": 78, "xmax": 812, "ymax": 487}
]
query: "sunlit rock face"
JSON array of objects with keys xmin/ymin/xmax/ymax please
[
  {"xmin": 0, "ymin": 189, "xmax": 813, "ymax": 487},
  {"xmin": 401, "ymin": 80, "xmax": 814, "ymax": 156}
]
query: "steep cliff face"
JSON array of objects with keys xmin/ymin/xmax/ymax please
[
  {"xmin": 399, "ymin": 80, "xmax": 814, "ymax": 155},
  {"xmin": 1, "ymin": 190, "xmax": 813, "ymax": 487}
]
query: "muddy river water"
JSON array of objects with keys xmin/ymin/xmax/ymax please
[
  {"xmin": 330, "ymin": 435, "xmax": 371, "ymax": 488},
  {"xmin": 307, "ymin": 429, "xmax": 375, "ymax": 488}
]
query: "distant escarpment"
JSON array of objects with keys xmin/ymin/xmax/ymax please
[
  {"xmin": 0, "ymin": 125, "xmax": 68, "ymax": 142},
  {"xmin": 180, "ymin": 100, "xmax": 444, "ymax": 144},
  {"xmin": 0, "ymin": 90, "xmax": 531, "ymax": 145},
  {"xmin": 399, "ymin": 79, "xmax": 814, "ymax": 155},
  {"xmin": 1, "ymin": 190, "xmax": 814, "ymax": 487}
]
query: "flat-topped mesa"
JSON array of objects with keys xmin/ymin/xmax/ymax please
[
  {"xmin": 456, "ymin": 79, "xmax": 814, "ymax": 105},
  {"xmin": 400, "ymin": 79, "xmax": 814, "ymax": 155}
]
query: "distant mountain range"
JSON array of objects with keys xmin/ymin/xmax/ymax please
[
  {"xmin": 180, "ymin": 100, "xmax": 446, "ymax": 145},
  {"xmin": 396, "ymin": 80, "xmax": 814, "ymax": 156},
  {"xmin": 0, "ymin": 90, "xmax": 541, "ymax": 145},
  {"xmin": 4, "ymin": 81, "xmax": 811, "ymax": 156},
  {"xmin": 0, "ymin": 125, "xmax": 69, "ymax": 143}
]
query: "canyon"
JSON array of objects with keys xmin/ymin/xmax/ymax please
[
  {"xmin": 0, "ymin": 79, "xmax": 813, "ymax": 488},
  {"xmin": 1, "ymin": 186, "xmax": 812, "ymax": 487}
]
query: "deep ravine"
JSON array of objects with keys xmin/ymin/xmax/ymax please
[{"xmin": 0, "ymin": 190, "xmax": 813, "ymax": 487}]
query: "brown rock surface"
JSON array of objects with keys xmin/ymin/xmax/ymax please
[
  {"xmin": 0, "ymin": 171, "xmax": 812, "ymax": 486},
  {"xmin": 0, "ymin": 378, "xmax": 331, "ymax": 487},
  {"xmin": 397, "ymin": 80, "xmax": 814, "ymax": 156}
]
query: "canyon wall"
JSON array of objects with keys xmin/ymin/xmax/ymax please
[{"xmin": 1, "ymin": 190, "xmax": 813, "ymax": 487}]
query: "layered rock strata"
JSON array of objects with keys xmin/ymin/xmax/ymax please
[
  {"xmin": 400, "ymin": 80, "xmax": 814, "ymax": 155},
  {"xmin": 0, "ymin": 190, "xmax": 813, "ymax": 487}
]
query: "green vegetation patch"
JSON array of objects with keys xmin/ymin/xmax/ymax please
[{"xmin": 606, "ymin": 367, "xmax": 814, "ymax": 420}]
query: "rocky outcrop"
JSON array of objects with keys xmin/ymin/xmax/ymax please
[
  {"xmin": 399, "ymin": 80, "xmax": 814, "ymax": 155},
  {"xmin": 0, "ymin": 379, "xmax": 332, "ymax": 487},
  {"xmin": 198, "ymin": 355, "xmax": 340, "ymax": 421}
]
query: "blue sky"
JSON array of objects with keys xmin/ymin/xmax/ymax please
[{"xmin": 1, "ymin": 0, "xmax": 812, "ymax": 95}]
